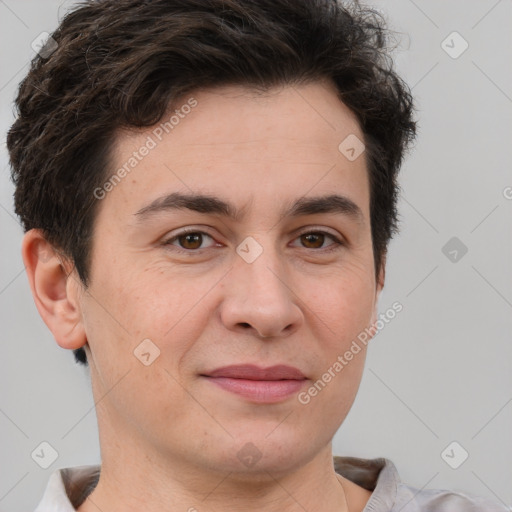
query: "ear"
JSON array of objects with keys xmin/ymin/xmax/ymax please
[
  {"xmin": 369, "ymin": 252, "xmax": 386, "ymax": 328},
  {"xmin": 21, "ymin": 229, "xmax": 87, "ymax": 351}
]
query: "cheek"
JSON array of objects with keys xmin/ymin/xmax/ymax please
[
  {"xmin": 297, "ymin": 270, "xmax": 372, "ymax": 425},
  {"xmin": 83, "ymin": 266, "xmax": 215, "ymax": 439},
  {"xmin": 298, "ymin": 349, "xmax": 367, "ymax": 439},
  {"xmin": 296, "ymin": 262, "xmax": 374, "ymax": 408},
  {"xmin": 84, "ymin": 262, "xmax": 216, "ymax": 373},
  {"xmin": 306, "ymin": 262, "xmax": 376, "ymax": 341}
]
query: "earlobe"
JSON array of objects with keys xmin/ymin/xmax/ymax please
[{"xmin": 21, "ymin": 229, "xmax": 87, "ymax": 351}]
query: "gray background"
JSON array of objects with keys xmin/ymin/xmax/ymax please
[{"xmin": 1, "ymin": 0, "xmax": 511, "ymax": 510}]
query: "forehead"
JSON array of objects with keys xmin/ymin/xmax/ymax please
[{"xmin": 102, "ymin": 81, "xmax": 370, "ymax": 223}]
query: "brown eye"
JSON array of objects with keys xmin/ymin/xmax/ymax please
[
  {"xmin": 163, "ymin": 230, "xmax": 216, "ymax": 251},
  {"xmin": 300, "ymin": 232, "xmax": 326, "ymax": 249},
  {"xmin": 294, "ymin": 230, "xmax": 343, "ymax": 252},
  {"xmin": 178, "ymin": 232, "xmax": 203, "ymax": 250}
]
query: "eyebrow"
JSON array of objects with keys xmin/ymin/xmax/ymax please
[{"xmin": 134, "ymin": 192, "xmax": 364, "ymax": 225}]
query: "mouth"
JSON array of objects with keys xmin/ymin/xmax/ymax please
[{"xmin": 200, "ymin": 364, "xmax": 307, "ymax": 403}]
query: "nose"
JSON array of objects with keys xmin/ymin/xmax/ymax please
[{"xmin": 219, "ymin": 240, "xmax": 304, "ymax": 340}]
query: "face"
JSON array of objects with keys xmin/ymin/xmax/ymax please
[{"xmin": 75, "ymin": 81, "xmax": 383, "ymax": 477}]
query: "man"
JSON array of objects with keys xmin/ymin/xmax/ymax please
[{"xmin": 7, "ymin": 0, "xmax": 509, "ymax": 511}]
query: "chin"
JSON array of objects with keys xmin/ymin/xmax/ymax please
[{"xmin": 206, "ymin": 433, "xmax": 316, "ymax": 477}]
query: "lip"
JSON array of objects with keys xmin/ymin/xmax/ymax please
[
  {"xmin": 201, "ymin": 364, "xmax": 307, "ymax": 403},
  {"xmin": 205, "ymin": 364, "xmax": 306, "ymax": 380}
]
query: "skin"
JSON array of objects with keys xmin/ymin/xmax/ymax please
[{"xmin": 23, "ymin": 80, "xmax": 384, "ymax": 512}]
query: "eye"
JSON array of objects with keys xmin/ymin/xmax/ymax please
[
  {"xmin": 162, "ymin": 229, "xmax": 218, "ymax": 252},
  {"xmin": 292, "ymin": 230, "xmax": 344, "ymax": 252}
]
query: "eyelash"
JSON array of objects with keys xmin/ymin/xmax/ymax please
[{"xmin": 162, "ymin": 228, "xmax": 345, "ymax": 254}]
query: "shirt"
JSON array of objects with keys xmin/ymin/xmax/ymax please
[{"xmin": 34, "ymin": 456, "xmax": 511, "ymax": 511}]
